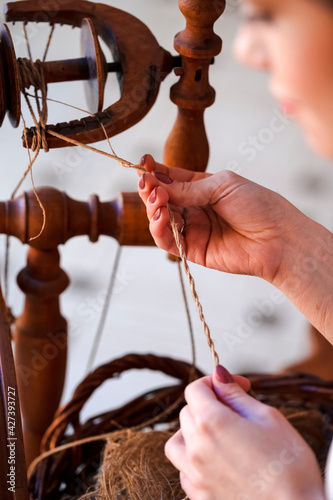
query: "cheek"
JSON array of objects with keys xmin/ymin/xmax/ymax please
[
  {"xmin": 273, "ymin": 42, "xmax": 322, "ymax": 101},
  {"xmin": 271, "ymin": 25, "xmax": 333, "ymax": 157},
  {"xmin": 272, "ymin": 17, "xmax": 333, "ymax": 104}
]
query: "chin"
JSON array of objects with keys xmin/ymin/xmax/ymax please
[{"xmin": 299, "ymin": 112, "xmax": 333, "ymax": 159}]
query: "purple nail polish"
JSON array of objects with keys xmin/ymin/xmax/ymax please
[
  {"xmin": 148, "ymin": 188, "xmax": 156, "ymax": 204},
  {"xmin": 153, "ymin": 208, "xmax": 161, "ymax": 221},
  {"xmin": 215, "ymin": 365, "xmax": 234, "ymax": 384},
  {"xmin": 139, "ymin": 173, "xmax": 145, "ymax": 189},
  {"xmin": 154, "ymin": 171, "xmax": 174, "ymax": 185},
  {"xmin": 139, "ymin": 154, "xmax": 147, "ymax": 167}
]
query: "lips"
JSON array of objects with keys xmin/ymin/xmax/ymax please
[
  {"xmin": 270, "ymin": 83, "xmax": 298, "ymax": 117},
  {"xmin": 279, "ymin": 99, "xmax": 297, "ymax": 116}
]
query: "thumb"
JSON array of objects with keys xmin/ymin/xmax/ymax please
[
  {"xmin": 154, "ymin": 170, "xmax": 234, "ymax": 208},
  {"xmin": 212, "ymin": 365, "xmax": 265, "ymax": 421}
]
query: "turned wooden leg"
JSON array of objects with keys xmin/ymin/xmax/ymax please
[
  {"xmin": 285, "ymin": 324, "xmax": 333, "ymax": 380},
  {"xmin": 0, "ymin": 187, "xmax": 152, "ymax": 465},
  {"xmin": 13, "ymin": 247, "xmax": 69, "ymax": 465}
]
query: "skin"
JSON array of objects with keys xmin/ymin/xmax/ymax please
[{"xmin": 138, "ymin": 0, "xmax": 333, "ymax": 498}]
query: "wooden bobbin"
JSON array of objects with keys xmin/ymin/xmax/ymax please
[
  {"xmin": 0, "ymin": 17, "xmax": 111, "ymax": 128},
  {"xmin": 81, "ymin": 17, "xmax": 107, "ymax": 114}
]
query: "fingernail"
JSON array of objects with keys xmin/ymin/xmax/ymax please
[
  {"xmin": 148, "ymin": 187, "xmax": 156, "ymax": 204},
  {"xmin": 139, "ymin": 173, "xmax": 145, "ymax": 190},
  {"xmin": 154, "ymin": 171, "xmax": 173, "ymax": 184},
  {"xmin": 139, "ymin": 154, "xmax": 147, "ymax": 167},
  {"xmin": 215, "ymin": 365, "xmax": 234, "ymax": 384},
  {"xmin": 153, "ymin": 208, "xmax": 161, "ymax": 221}
]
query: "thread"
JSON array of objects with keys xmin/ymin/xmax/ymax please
[
  {"xmin": 85, "ymin": 245, "xmax": 123, "ymax": 375},
  {"xmin": 169, "ymin": 208, "xmax": 219, "ymax": 366},
  {"xmin": 43, "ymin": 25, "xmax": 55, "ymax": 62},
  {"xmin": 22, "ymin": 23, "xmax": 32, "ymax": 61}
]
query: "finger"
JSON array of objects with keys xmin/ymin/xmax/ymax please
[
  {"xmin": 212, "ymin": 366, "xmax": 270, "ymax": 422},
  {"xmin": 232, "ymin": 375, "xmax": 251, "ymax": 393},
  {"xmin": 164, "ymin": 429, "xmax": 187, "ymax": 471},
  {"xmin": 152, "ymin": 169, "xmax": 241, "ymax": 208},
  {"xmin": 139, "ymin": 154, "xmax": 211, "ymax": 182},
  {"xmin": 185, "ymin": 374, "xmax": 269, "ymax": 426},
  {"xmin": 179, "ymin": 405, "xmax": 196, "ymax": 444},
  {"xmin": 149, "ymin": 206, "xmax": 185, "ymax": 257},
  {"xmin": 138, "ymin": 172, "xmax": 160, "ymax": 206},
  {"xmin": 146, "ymin": 186, "xmax": 169, "ymax": 220},
  {"xmin": 138, "ymin": 154, "xmax": 159, "ymax": 174},
  {"xmin": 179, "ymin": 471, "xmax": 196, "ymax": 500},
  {"xmin": 147, "ymin": 187, "xmax": 185, "ymax": 233},
  {"xmin": 183, "ymin": 376, "xmax": 237, "ymax": 424}
]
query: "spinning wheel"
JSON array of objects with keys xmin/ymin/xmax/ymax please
[
  {"xmin": 0, "ymin": 0, "xmax": 225, "ymax": 497},
  {"xmin": 1, "ymin": 0, "xmax": 176, "ymax": 146}
]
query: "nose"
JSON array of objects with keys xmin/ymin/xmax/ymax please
[{"xmin": 233, "ymin": 25, "xmax": 270, "ymax": 72}]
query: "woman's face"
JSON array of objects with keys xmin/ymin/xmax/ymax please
[{"xmin": 234, "ymin": 0, "xmax": 333, "ymax": 158}]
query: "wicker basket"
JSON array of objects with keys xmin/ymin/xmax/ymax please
[{"xmin": 28, "ymin": 354, "xmax": 333, "ymax": 499}]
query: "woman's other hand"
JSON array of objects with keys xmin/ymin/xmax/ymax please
[{"xmin": 165, "ymin": 367, "xmax": 324, "ymax": 500}]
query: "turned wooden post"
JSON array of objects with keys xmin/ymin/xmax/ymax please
[
  {"xmin": 164, "ymin": 0, "xmax": 225, "ymax": 171},
  {"xmin": 14, "ymin": 248, "xmax": 69, "ymax": 466},
  {"xmin": 0, "ymin": 188, "xmax": 152, "ymax": 465}
]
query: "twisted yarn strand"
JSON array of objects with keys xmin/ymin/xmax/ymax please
[{"xmin": 168, "ymin": 207, "xmax": 219, "ymax": 367}]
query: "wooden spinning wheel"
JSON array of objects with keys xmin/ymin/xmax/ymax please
[{"xmin": 0, "ymin": 0, "xmax": 225, "ymax": 497}]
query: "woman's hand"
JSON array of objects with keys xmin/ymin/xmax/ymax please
[
  {"xmin": 137, "ymin": 155, "xmax": 304, "ymax": 284},
  {"xmin": 165, "ymin": 367, "xmax": 324, "ymax": 500}
]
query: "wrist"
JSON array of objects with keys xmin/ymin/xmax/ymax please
[{"xmin": 271, "ymin": 213, "xmax": 333, "ymax": 337}]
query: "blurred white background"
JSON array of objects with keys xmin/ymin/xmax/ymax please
[{"xmin": 1, "ymin": 0, "xmax": 333, "ymax": 419}]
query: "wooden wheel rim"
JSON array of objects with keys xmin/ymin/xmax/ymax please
[{"xmin": 0, "ymin": 24, "xmax": 20, "ymax": 128}]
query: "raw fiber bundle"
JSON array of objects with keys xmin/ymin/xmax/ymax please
[{"xmin": 81, "ymin": 427, "xmax": 185, "ymax": 500}]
